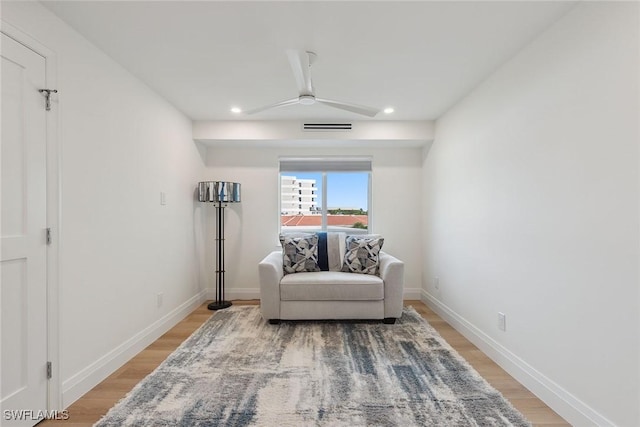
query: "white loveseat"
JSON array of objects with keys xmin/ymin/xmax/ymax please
[{"xmin": 258, "ymin": 232, "xmax": 404, "ymax": 324}]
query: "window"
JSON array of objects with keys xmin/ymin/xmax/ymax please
[{"xmin": 280, "ymin": 157, "xmax": 371, "ymax": 234}]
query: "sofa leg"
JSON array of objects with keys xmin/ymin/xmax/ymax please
[
  {"xmin": 383, "ymin": 318, "xmax": 397, "ymax": 324},
  {"xmin": 268, "ymin": 319, "xmax": 281, "ymax": 325}
]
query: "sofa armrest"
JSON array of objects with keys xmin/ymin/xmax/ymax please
[
  {"xmin": 379, "ymin": 251, "xmax": 405, "ymax": 318},
  {"xmin": 259, "ymin": 251, "xmax": 284, "ymax": 321}
]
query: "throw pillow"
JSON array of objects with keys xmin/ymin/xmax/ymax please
[
  {"xmin": 279, "ymin": 234, "xmax": 321, "ymax": 274},
  {"xmin": 341, "ymin": 235, "xmax": 384, "ymax": 275},
  {"xmin": 317, "ymin": 232, "xmax": 329, "ymax": 271},
  {"xmin": 327, "ymin": 232, "xmax": 347, "ymax": 271}
]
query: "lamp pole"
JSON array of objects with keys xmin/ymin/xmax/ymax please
[{"xmin": 209, "ymin": 200, "xmax": 231, "ymax": 310}]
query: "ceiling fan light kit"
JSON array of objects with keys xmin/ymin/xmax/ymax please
[{"xmin": 245, "ymin": 50, "xmax": 380, "ymax": 118}]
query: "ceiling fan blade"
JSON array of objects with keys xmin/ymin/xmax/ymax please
[
  {"xmin": 316, "ymin": 98, "xmax": 379, "ymax": 117},
  {"xmin": 287, "ymin": 49, "xmax": 314, "ymax": 95},
  {"xmin": 244, "ymin": 98, "xmax": 300, "ymax": 115}
]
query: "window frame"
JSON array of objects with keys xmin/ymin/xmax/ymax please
[{"xmin": 279, "ymin": 157, "xmax": 372, "ymax": 235}]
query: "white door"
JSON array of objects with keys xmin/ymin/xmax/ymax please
[{"xmin": 1, "ymin": 33, "xmax": 49, "ymax": 426}]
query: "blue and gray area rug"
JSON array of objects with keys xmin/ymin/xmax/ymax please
[{"xmin": 95, "ymin": 306, "xmax": 530, "ymax": 426}]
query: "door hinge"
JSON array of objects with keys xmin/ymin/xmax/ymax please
[
  {"xmin": 46, "ymin": 228, "xmax": 52, "ymax": 245},
  {"xmin": 46, "ymin": 361, "xmax": 52, "ymax": 379},
  {"xmin": 38, "ymin": 89, "xmax": 58, "ymax": 111}
]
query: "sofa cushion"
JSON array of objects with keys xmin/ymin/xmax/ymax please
[
  {"xmin": 279, "ymin": 234, "xmax": 320, "ymax": 274},
  {"xmin": 341, "ymin": 235, "xmax": 384, "ymax": 275},
  {"xmin": 280, "ymin": 271, "xmax": 383, "ymax": 301}
]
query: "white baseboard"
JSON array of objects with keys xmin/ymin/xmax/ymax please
[
  {"xmin": 207, "ymin": 287, "xmax": 425, "ymax": 302},
  {"xmin": 403, "ymin": 287, "xmax": 422, "ymax": 300},
  {"xmin": 421, "ymin": 290, "xmax": 614, "ymax": 427},
  {"xmin": 61, "ymin": 290, "xmax": 207, "ymax": 408}
]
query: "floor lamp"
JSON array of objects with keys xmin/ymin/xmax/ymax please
[{"xmin": 198, "ymin": 181, "xmax": 241, "ymax": 310}]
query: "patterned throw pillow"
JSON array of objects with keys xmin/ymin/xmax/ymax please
[
  {"xmin": 279, "ymin": 234, "xmax": 321, "ymax": 274},
  {"xmin": 341, "ymin": 235, "xmax": 384, "ymax": 275}
]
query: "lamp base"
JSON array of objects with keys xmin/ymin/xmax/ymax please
[{"xmin": 208, "ymin": 300, "xmax": 232, "ymax": 311}]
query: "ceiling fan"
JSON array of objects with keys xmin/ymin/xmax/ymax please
[{"xmin": 245, "ymin": 50, "xmax": 379, "ymax": 117}]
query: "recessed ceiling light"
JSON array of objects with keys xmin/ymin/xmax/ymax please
[
  {"xmin": 383, "ymin": 107, "xmax": 395, "ymax": 114},
  {"xmin": 230, "ymin": 107, "xmax": 242, "ymax": 114}
]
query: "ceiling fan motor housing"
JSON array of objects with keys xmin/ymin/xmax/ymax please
[{"xmin": 299, "ymin": 94, "xmax": 316, "ymax": 105}]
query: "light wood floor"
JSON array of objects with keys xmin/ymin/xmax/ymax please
[{"xmin": 41, "ymin": 300, "xmax": 569, "ymax": 426}]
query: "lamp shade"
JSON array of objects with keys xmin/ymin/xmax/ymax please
[{"xmin": 198, "ymin": 181, "xmax": 241, "ymax": 203}]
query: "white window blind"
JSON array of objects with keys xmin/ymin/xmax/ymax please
[{"xmin": 279, "ymin": 157, "xmax": 372, "ymax": 172}]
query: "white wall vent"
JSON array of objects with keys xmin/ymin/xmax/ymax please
[{"xmin": 302, "ymin": 123, "xmax": 352, "ymax": 131}]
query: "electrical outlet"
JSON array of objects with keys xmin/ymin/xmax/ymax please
[
  {"xmin": 498, "ymin": 312, "xmax": 506, "ymax": 331},
  {"xmin": 160, "ymin": 192, "xmax": 167, "ymax": 205},
  {"xmin": 157, "ymin": 293, "xmax": 164, "ymax": 308},
  {"xmin": 434, "ymin": 277, "xmax": 440, "ymax": 290}
]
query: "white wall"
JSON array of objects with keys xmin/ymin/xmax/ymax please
[
  {"xmin": 203, "ymin": 146, "xmax": 423, "ymax": 300},
  {"xmin": 3, "ymin": 1, "xmax": 207, "ymax": 407},
  {"xmin": 422, "ymin": 2, "xmax": 639, "ymax": 426}
]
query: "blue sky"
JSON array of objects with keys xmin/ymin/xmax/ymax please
[{"xmin": 292, "ymin": 172, "xmax": 368, "ymax": 210}]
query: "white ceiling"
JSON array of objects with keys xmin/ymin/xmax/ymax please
[{"xmin": 42, "ymin": 1, "xmax": 576, "ymax": 122}]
